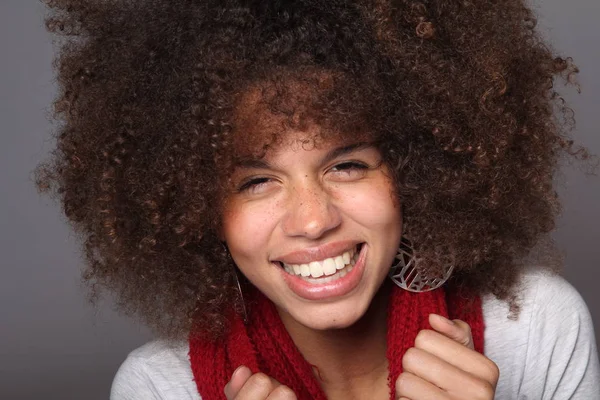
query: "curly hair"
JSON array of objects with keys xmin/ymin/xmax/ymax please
[{"xmin": 37, "ymin": 0, "xmax": 583, "ymax": 340}]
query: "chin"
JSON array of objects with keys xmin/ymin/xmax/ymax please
[
  {"xmin": 300, "ymin": 316, "xmax": 362, "ymax": 332},
  {"xmin": 287, "ymin": 299, "xmax": 372, "ymax": 331}
]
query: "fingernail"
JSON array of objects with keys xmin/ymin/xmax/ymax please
[
  {"xmin": 232, "ymin": 365, "xmax": 245, "ymax": 380},
  {"xmin": 433, "ymin": 313, "xmax": 455, "ymax": 325}
]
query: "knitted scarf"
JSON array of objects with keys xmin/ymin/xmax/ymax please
[{"xmin": 189, "ymin": 284, "xmax": 484, "ymax": 400}]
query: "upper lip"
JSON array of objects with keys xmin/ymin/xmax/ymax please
[{"xmin": 273, "ymin": 241, "xmax": 362, "ymax": 265}]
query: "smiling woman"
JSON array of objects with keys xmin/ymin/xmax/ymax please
[
  {"xmin": 37, "ymin": 0, "xmax": 599, "ymax": 399},
  {"xmin": 222, "ymin": 135, "xmax": 402, "ymax": 330}
]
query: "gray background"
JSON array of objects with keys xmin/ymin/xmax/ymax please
[{"xmin": 1, "ymin": 0, "xmax": 598, "ymax": 399}]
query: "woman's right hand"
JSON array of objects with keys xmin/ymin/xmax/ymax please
[{"xmin": 224, "ymin": 365, "xmax": 298, "ymax": 400}]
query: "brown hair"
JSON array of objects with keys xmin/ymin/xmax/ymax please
[{"xmin": 38, "ymin": 0, "xmax": 584, "ymax": 339}]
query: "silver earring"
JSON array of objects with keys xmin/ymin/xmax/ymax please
[
  {"xmin": 388, "ymin": 236, "xmax": 454, "ymax": 292},
  {"xmin": 223, "ymin": 243, "xmax": 248, "ymax": 324},
  {"xmin": 232, "ymin": 269, "xmax": 249, "ymax": 324}
]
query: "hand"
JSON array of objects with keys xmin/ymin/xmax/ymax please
[
  {"xmin": 224, "ymin": 365, "xmax": 297, "ymax": 400},
  {"xmin": 396, "ymin": 314, "xmax": 500, "ymax": 400}
]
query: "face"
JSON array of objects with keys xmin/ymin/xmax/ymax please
[{"xmin": 221, "ymin": 131, "xmax": 402, "ymax": 331}]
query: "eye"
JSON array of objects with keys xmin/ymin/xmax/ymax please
[
  {"xmin": 328, "ymin": 161, "xmax": 369, "ymax": 180},
  {"xmin": 237, "ymin": 177, "xmax": 272, "ymax": 194},
  {"xmin": 331, "ymin": 161, "xmax": 368, "ymax": 171}
]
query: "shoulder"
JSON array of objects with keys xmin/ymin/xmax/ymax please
[
  {"xmin": 482, "ymin": 267, "xmax": 600, "ymax": 399},
  {"xmin": 503, "ymin": 267, "xmax": 591, "ymax": 316},
  {"xmin": 110, "ymin": 340, "xmax": 200, "ymax": 400},
  {"xmin": 483, "ymin": 267, "xmax": 595, "ymax": 339}
]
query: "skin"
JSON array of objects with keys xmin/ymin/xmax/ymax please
[
  {"xmin": 221, "ymin": 129, "xmax": 499, "ymax": 399},
  {"xmin": 222, "ymin": 130, "xmax": 402, "ymax": 332}
]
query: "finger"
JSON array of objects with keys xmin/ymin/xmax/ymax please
[
  {"xmin": 414, "ymin": 329, "xmax": 500, "ymax": 385},
  {"xmin": 233, "ymin": 372, "xmax": 284, "ymax": 400},
  {"xmin": 224, "ymin": 366, "xmax": 253, "ymax": 399},
  {"xmin": 265, "ymin": 385, "xmax": 298, "ymax": 399},
  {"xmin": 428, "ymin": 314, "xmax": 474, "ymax": 349},
  {"xmin": 402, "ymin": 346, "xmax": 496, "ymax": 398},
  {"xmin": 395, "ymin": 371, "xmax": 449, "ymax": 400}
]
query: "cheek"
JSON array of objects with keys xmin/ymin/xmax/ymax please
[
  {"xmin": 222, "ymin": 201, "xmax": 280, "ymax": 260},
  {"xmin": 338, "ymin": 181, "xmax": 402, "ymax": 231}
]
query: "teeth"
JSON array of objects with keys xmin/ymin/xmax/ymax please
[
  {"xmin": 281, "ymin": 246, "xmax": 360, "ymax": 280},
  {"xmin": 309, "ymin": 261, "xmax": 324, "ymax": 278},
  {"xmin": 302, "ymin": 264, "xmax": 354, "ymax": 284},
  {"xmin": 323, "ymin": 258, "xmax": 337, "ymax": 275},
  {"xmin": 342, "ymin": 252, "xmax": 350, "ymax": 264},
  {"xmin": 300, "ymin": 264, "xmax": 310, "ymax": 277}
]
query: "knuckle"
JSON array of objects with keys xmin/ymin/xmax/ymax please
[
  {"xmin": 455, "ymin": 319, "xmax": 472, "ymax": 335},
  {"xmin": 464, "ymin": 323, "xmax": 472, "ymax": 336},
  {"xmin": 481, "ymin": 359, "xmax": 500, "ymax": 384},
  {"xmin": 453, "ymin": 320, "xmax": 472, "ymax": 344},
  {"xmin": 248, "ymin": 373, "xmax": 272, "ymax": 390},
  {"xmin": 414, "ymin": 329, "xmax": 435, "ymax": 348},
  {"xmin": 469, "ymin": 379, "xmax": 496, "ymax": 399},
  {"xmin": 401, "ymin": 347, "xmax": 420, "ymax": 370},
  {"xmin": 270, "ymin": 385, "xmax": 297, "ymax": 399},
  {"xmin": 462, "ymin": 324, "xmax": 472, "ymax": 339},
  {"xmin": 395, "ymin": 372, "xmax": 412, "ymax": 393}
]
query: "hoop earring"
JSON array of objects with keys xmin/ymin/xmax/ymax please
[
  {"xmin": 388, "ymin": 236, "xmax": 454, "ymax": 292},
  {"xmin": 232, "ymin": 268, "xmax": 249, "ymax": 324},
  {"xmin": 222, "ymin": 243, "xmax": 248, "ymax": 324}
]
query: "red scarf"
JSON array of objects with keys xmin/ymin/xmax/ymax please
[{"xmin": 189, "ymin": 284, "xmax": 484, "ymax": 400}]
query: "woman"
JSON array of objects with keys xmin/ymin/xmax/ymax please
[{"xmin": 38, "ymin": 0, "xmax": 599, "ymax": 399}]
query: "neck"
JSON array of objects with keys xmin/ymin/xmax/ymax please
[{"xmin": 278, "ymin": 281, "xmax": 392, "ymax": 397}]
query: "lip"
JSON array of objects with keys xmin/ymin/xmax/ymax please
[
  {"xmin": 279, "ymin": 244, "xmax": 368, "ymax": 301},
  {"xmin": 273, "ymin": 240, "xmax": 361, "ymax": 265}
]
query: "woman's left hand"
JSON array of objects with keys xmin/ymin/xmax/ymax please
[{"xmin": 396, "ymin": 314, "xmax": 500, "ymax": 400}]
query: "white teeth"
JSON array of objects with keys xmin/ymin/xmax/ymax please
[
  {"xmin": 300, "ymin": 264, "xmax": 310, "ymax": 277},
  {"xmin": 309, "ymin": 261, "xmax": 324, "ymax": 278},
  {"xmin": 281, "ymin": 246, "xmax": 361, "ymax": 280},
  {"xmin": 323, "ymin": 258, "xmax": 337, "ymax": 276},
  {"xmin": 342, "ymin": 252, "xmax": 350, "ymax": 264},
  {"xmin": 334, "ymin": 256, "xmax": 345, "ymax": 270},
  {"xmin": 302, "ymin": 264, "xmax": 354, "ymax": 284}
]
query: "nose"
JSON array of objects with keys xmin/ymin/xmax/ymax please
[{"xmin": 281, "ymin": 182, "xmax": 342, "ymax": 240}]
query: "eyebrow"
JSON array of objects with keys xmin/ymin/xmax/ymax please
[{"xmin": 234, "ymin": 142, "xmax": 373, "ymax": 170}]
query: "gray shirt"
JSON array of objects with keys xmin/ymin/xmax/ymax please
[{"xmin": 110, "ymin": 269, "xmax": 600, "ymax": 399}]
